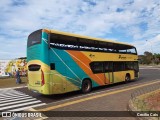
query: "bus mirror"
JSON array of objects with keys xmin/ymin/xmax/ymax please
[{"xmin": 50, "ymin": 63, "xmax": 55, "ymax": 70}]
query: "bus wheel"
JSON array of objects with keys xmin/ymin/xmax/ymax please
[
  {"xmin": 125, "ymin": 74, "xmax": 130, "ymax": 83},
  {"xmin": 82, "ymin": 79, "xmax": 92, "ymax": 93}
]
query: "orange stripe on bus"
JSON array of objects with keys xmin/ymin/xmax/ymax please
[{"xmin": 66, "ymin": 50, "xmax": 105, "ymax": 85}]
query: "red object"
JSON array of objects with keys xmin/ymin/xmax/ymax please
[{"xmin": 41, "ymin": 70, "xmax": 45, "ymax": 86}]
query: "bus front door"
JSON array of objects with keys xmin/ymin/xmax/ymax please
[
  {"xmin": 104, "ymin": 62, "xmax": 114, "ymax": 84},
  {"xmin": 105, "ymin": 72, "xmax": 114, "ymax": 84}
]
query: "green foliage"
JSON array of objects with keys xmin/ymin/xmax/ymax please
[
  {"xmin": 154, "ymin": 53, "xmax": 160, "ymax": 65},
  {"xmin": 139, "ymin": 51, "xmax": 160, "ymax": 65}
]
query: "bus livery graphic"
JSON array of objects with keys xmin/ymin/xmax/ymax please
[{"xmin": 27, "ymin": 29, "xmax": 139, "ymax": 95}]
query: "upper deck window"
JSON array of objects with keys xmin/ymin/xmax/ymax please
[
  {"xmin": 27, "ymin": 29, "xmax": 42, "ymax": 47},
  {"xmin": 49, "ymin": 33, "xmax": 137, "ymax": 55}
]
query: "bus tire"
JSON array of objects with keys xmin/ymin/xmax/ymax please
[
  {"xmin": 125, "ymin": 74, "xmax": 130, "ymax": 83},
  {"xmin": 82, "ymin": 79, "xmax": 92, "ymax": 93}
]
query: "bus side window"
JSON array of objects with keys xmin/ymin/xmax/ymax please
[
  {"xmin": 50, "ymin": 63, "xmax": 55, "ymax": 70},
  {"xmin": 113, "ymin": 62, "xmax": 124, "ymax": 72},
  {"xmin": 104, "ymin": 62, "xmax": 112, "ymax": 72},
  {"xmin": 90, "ymin": 62, "xmax": 103, "ymax": 74}
]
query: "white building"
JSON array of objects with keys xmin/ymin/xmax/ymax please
[
  {"xmin": 0, "ymin": 58, "xmax": 27, "ymax": 77},
  {"xmin": 0, "ymin": 60, "xmax": 11, "ymax": 77}
]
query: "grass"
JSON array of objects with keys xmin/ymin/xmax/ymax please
[
  {"xmin": 0, "ymin": 77, "xmax": 28, "ymax": 88},
  {"xmin": 132, "ymin": 90, "xmax": 160, "ymax": 111}
]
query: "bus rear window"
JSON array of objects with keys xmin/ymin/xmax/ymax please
[
  {"xmin": 27, "ymin": 29, "xmax": 42, "ymax": 47},
  {"xmin": 28, "ymin": 64, "xmax": 41, "ymax": 71}
]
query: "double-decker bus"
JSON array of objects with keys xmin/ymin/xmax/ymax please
[{"xmin": 27, "ymin": 29, "xmax": 139, "ymax": 95}]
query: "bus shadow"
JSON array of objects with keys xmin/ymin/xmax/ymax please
[
  {"xmin": 40, "ymin": 79, "xmax": 140, "ymax": 103},
  {"xmin": 138, "ymin": 77, "xmax": 144, "ymax": 80}
]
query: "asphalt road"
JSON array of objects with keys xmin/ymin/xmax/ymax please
[
  {"xmin": 15, "ymin": 67, "xmax": 160, "ymax": 104},
  {"xmin": 1, "ymin": 67, "xmax": 160, "ymax": 119}
]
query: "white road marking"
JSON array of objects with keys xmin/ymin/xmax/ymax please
[
  {"xmin": 0, "ymin": 89, "xmax": 46, "ymax": 111},
  {"xmin": 0, "ymin": 90, "xmax": 23, "ymax": 95},
  {"xmin": 0, "ymin": 96, "xmax": 33, "ymax": 103},
  {"xmin": 0, "ymin": 95, "xmax": 29, "ymax": 101},
  {"xmin": 0, "ymin": 100, "xmax": 42, "ymax": 111},
  {"xmin": 9, "ymin": 103, "xmax": 46, "ymax": 111},
  {"xmin": 0, "ymin": 98, "xmax": 37, "ymax": 107},
  {"xmin": 0, "ymin": 93, "xmax": 28, "ymax": 97}
]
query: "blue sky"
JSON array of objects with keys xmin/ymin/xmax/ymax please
[{"xmin": 0, "ymin": 0, "xmax": 160, "ymax": 59}]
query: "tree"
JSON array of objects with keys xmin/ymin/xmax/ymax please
[
  {"xmin": 154, "ymin": 53, "xmax": 160, "ymax": 64},
  {"xmin": 139, "ymin": 52, "xmax": 160, "ymax": 65},
  {"xmin": 144, "ymin": 51, "xmax": 153, "ymax": 64},
  {"xmin": 142, "ymin": 51, "xmax": 153, "ymax": 64}
]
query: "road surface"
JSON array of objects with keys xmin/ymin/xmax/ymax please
[{"xmin": 0, "ymin": 67, "xmax": 160, "ymax": 120}]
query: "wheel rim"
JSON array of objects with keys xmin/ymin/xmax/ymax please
[
  {"xmin": 84, "ymin": 82, "xmax": 90, "ymax": 91},
  {"xmin": 125, "ymin": 76, "xmax": 130, "ymax": 81},
  {"xmin": 82, "ymin": 80, "xmax": 91, "ymax": 93}
]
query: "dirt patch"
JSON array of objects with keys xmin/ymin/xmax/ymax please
[
  {"xmin": 133, "ymin": 90, "xmax": 160, "ymax": 111},
  {"xmin": 0, "ymin": 77, "xmax": 27, "ymax": 88}
]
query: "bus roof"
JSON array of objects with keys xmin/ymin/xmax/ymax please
[{"xmin": 43, "ymin": 29, "xmax": 134, "ymax": 47}]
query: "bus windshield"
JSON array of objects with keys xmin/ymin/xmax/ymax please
[{"xmin": 27, "ymin": 29, "xmax": 42, "ymax": 47}]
